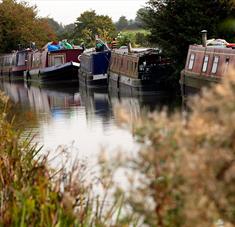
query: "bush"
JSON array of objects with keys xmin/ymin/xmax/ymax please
[{"xmin": 112, "ymin": 69, "xmax": 235, "ymax": 226}]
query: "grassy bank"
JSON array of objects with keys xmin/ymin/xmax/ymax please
[
  {"xmin": 0, "ymin": 92, "xmax": 126, "ymax": 226},
  {"xmin": 0, "ymin": 93, "xmax": 76, "ymax": 226}
]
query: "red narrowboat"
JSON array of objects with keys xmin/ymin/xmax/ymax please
[
  {"xmin": 180, "ymin": 31, "xmax": 235, "ymax": 95},
  {"xmin": 25, "ymin": 45, "xmax": 83, "ymax": 83}
]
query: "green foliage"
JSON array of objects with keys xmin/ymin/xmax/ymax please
[
  {"xmin": 219, "ymin": 18, "xmax": 235, "ymax": 42},
  {"xmin": 117, "ymin": 30, "xmax": 150, "ymax": 47},
  {"xmin": 0, "ymin": 0, "xmax": 57, "ymax": 52},
  {"xmin": 60, "ymin": 23, "xmax": 77, "ymax": 41},
  {"xmin": 0, "ymin": 93, "xmax": 74, "ymax": 226},
  {"xmin": 135, "ymin": 32, "xmax": 151, "ymax": 47},
  {"xmin": 115, "ymin": 16, "xmax": 141, "ymax": 31},
  {"xmin": 116, "ymin": 16, "xmax": 129, "ymax": 31},
  {"xmin": 135, "ymin": 8, "xmax": 148, "ymax": 28},
  {"xmin": 74, "ymin": 10, "xmax": 116, "ymax": 48},
  {"xmin": 139, "ymin": 0, "xmax": 235, "ymax": 68},
  {"xmin": 117, "ymin": 31, "xmax": 135, "ymax": 47}
]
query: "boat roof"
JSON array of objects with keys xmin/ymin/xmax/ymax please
[
  {"xmin": 112, "ymin": 48, "xmax": 160, "ymax": 56},
  {"xmin": 82, "ymin": 49, "xmax": 110, "ymax": 56}
]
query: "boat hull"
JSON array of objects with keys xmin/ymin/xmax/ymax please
[
  {"xmin": 180, "ymin": 69, "xmax": 220, "ymax": 96},
  {"xmin": 79, "ymin": 69, "xmax": 108, "ymax": 89},
  {"xmin": 108, "ymin": 72, "xmax": 166, "ymax": 95},
  {"xmin": 26, "ymin": 62, "xmax": 80, "ymax": 83}
]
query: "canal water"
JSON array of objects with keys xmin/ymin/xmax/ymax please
[{"xmin": 0, "ymin": 80, "xmax": 181, "ymax": 168}]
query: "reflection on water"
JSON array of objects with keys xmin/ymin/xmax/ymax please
[{"xmin": 0, "ymin": 80, "xmax": 181, "ymax": 166}]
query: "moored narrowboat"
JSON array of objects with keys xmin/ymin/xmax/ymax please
[
  {"xmin": 108, "ymin": 47, "xmax": 171, "ymax": 95},
  {"xmin": 0, "ymin": 49, "xmax": 30, "ymax": 81},
  {"xmin": 78, "ymin": 38, "xmax": 111, "ymax": 89},
  {"xmin": 180, "ymin": 31, "xmax": 235, "ymax": 95},
  {"xmin": 0, "ymin": 53, "xmax": 15, "ymax": 78},
  {"xmin": 79, "ymin": 50, "xmax": 111, "ymax": 88},
  {"xmin": 25, "ymin": 42, "xmax": 83, "ymax": 83}
]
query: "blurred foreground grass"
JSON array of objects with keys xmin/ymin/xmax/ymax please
[
  {"xmin": 0, "ymin": 93, "xmax": 127, "ymax": 226},
  {"xmin": 111, "ymin": 69, "xmax": 235, "ymax": 227}
]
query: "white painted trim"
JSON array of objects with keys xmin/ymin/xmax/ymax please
[{"xmin": 93, "ymin": 74, "xmax": 107, "ymax": 80}]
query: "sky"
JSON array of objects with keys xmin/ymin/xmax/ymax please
[{"xmin": 27, "ymin": 0, "xmax": 148, "ymax": 25}]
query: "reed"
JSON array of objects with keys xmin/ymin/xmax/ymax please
[{"xmin": 0, "ymin": 92, "xmax": 128, "ymax": 226}]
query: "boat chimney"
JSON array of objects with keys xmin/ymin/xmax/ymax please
[
  {"xmin": 201, "ymin": 30, "xmax": 207, "ymax": 47},
  {"xmin": 128, "ymin": 42, "xmax": 132, "ymax": 53}
]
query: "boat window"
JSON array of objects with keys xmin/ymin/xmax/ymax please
[
  {"xmin": 134, "ymin": 62, "xmax": 138, "ymax": 74},
  {"xmin": 53, "ymin": 56, "xmax": 64, "ymax": 66},
  {"xmin": 4, "ymin": 56, "xmax": 11, "ymax": 66},
  {"xmin": 132, "ymin": 62, "xmax": 135, "ymax": 75},
  {"xmin": 223, "ymin": 57, "xmax": 229, "ymax": 76},
  {"xmin": 17, "ymin": 52, "xmax": 26, "ymax": 66},
  {"xmin": 129, "ymin": 61, "xmax": 133, "ymax": 75},
  {"xmin": 12, "ymin": 55, "xmax": 16, "ymax": 66},
  {"xmin": 211, "ymin": 56, "xmax": 219, "ymax": 74},
  {"xmin": 188, "ymin": 53, "xmax": 195, "ymax": 70},
  {"xmin": 126, "ymin": 60, "xmax": 129, "ymax": 71},
  {"xmin": 202, "ymin": 55, "xmax": 209, "ymax": 72},
  {"xmin": 119, "ymin": 57, "xmax": 122, "ymax": 68}
]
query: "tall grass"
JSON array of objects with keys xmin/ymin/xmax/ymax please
[{"xmin": 0, "ymin": 92, "xmax": 128, "ymax": 226}]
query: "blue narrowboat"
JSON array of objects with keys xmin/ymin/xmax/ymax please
[{"xmin": 79, "ymin": 50, "xmax": 111, "ymax": 88}]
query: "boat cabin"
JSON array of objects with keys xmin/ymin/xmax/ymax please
[
  {"xmin": 0, "ymin": 53, "xmax": 15, "ymax": 76},
  {"xmin": 184, "ymin": 45, "xmax": 234, "ymax": 79},
  {"xmin": 28, "ymin": 48, "xmax": 83, "ymax": 70},
  {"xmin": 0, "ymin": 50, "xmax": 30, "ymax": 78},
  {"xmin": 109, "ymin": 48, "xmax": 170, "ymax": 81}
]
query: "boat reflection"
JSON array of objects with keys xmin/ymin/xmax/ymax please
[
  {"xmin": 0, "ymin": 80, "xmax": 181, "ymax": 162},
  {"xmin": 0, "ymin": 81, "xmax": 81, "ymax": 113},
  {"xmin": 0, "ymin": 80, "xmax": 181, "ymax": 125}
]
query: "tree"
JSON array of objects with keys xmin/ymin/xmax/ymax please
[
  {"xmin": 60, "ymin": 23, "xmax": 76, "ymax": 41},
  {"xmin": 115, "ymin": 16, "xmax": 129, "ymax": 31},
  {"xmin": 139, "ymin": 0, "xmax": 235, "ymax": 68},
  {"xmin": 74, "ymin": 10, "xmax": 116, "ymax": 47},
  {"xmin": 0, "ymin": 0, "xmax": 57, "ymax": 52},
  {"xmin": 45, "ymin": 18, "xmax": 78, "ymax": 42},
  {"xmin": 135, "ymin": 8, "xmax": 148, "ymax": 27},
  {"xmin": 45, "ymin": 18, "xmax": 64, "ymax": 38},
  {"xmin": 135, "ymin": 32, "xmax": 150, "ymax": 47}
]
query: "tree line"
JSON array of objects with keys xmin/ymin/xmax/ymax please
[
  {"xmin": 0, "ymin": 0, "xmax": 144, "ymax": 52},
  {"xmin": 0, "ymin": 0, "xmax": 56, "ymax": 52}
]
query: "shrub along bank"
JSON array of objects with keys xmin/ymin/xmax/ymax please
[{"xmin": 111, "ymin": 69, "xmax": 235, "ymax": 227}]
